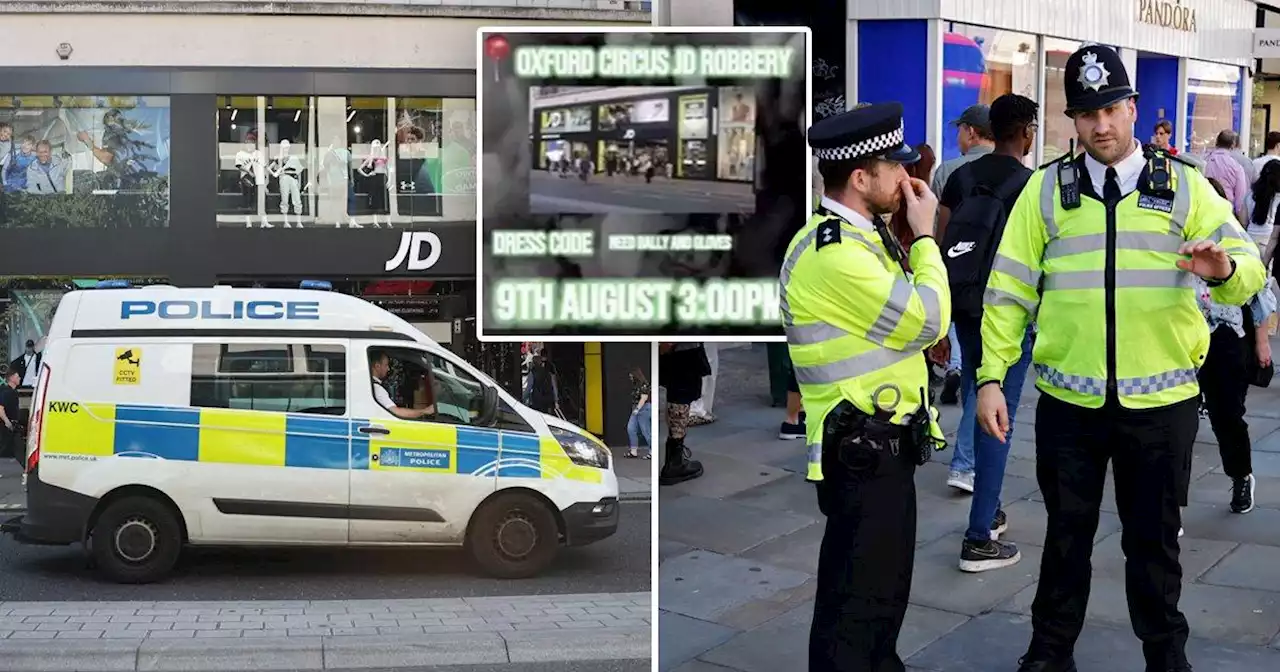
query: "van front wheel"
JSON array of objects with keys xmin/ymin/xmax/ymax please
[
  {"xmin": 90, "ymin": 496, "xmax": 182, "ymax": 584},
  {"xmin": 466, "ymin": 492, "xmax": 559, "ymax": 579}
]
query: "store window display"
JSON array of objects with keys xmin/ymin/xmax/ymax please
[
  {"xmin": 0, "ymin": 96, "xmax": 170, "ymax": 228},
  {"xmin": 1186, "ymin": 60, "xmax": 1242, "ymax": 157},
  {"xmin": 717, "ymin": 87, "xmax": 756, "ymax": 181},
  {"xmin": 940, "ymin": 24, "xmax": 1038, "ymax": 163},
  {"xmin": 216, "ymin": 96, "xmax": 475, "ymax": 228},
  {"xmin": 1042, "ymin": 38, "xmax": 1086, "ymax": 162}
]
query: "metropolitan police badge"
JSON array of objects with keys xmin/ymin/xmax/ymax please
[{"xmin": 1078, "ymin": 52, "xmax": 1111, "ymax": 93}]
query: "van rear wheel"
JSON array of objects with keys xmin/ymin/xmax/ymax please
[
  {"xmin": 466, "ymin": 492, "xmax": 559, "ymax": 579},
  {"xmin": 90, "ymin": 496, "xmax": 182, "ymax": 584}
]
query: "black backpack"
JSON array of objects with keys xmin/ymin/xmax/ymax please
[
  {"xmin": 530, "ymin": 362, "xmax": 556, "ymax": 409},
  {"xmin": 939, "ymin": 169, "xmax": 1028, "ymax": 319}
]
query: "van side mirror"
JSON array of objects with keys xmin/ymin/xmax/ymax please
[{"xmin": 476, "ymin": 385, "xmax": 499, "ymax": 426}]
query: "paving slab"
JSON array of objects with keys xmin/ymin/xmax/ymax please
[
  {"xmin": 663, "ymin": 451, "xmax": 790, "ymax": 500},
  {"xmin": 1200, "ymin": 543, "xmax": 1280, "ymax": 593},
  {"xmin": 504, "ymin": 628, "xmax": 651, "ymax": 662},
  {"xmin": 726, "ymin": 475, "xmax": 821, "ymax": 520},
  {"xmin": 1004, "ymin": 576, "xmax": 1280, "ymax": 645},
  {"xmin": 137, "ymin": 636, "xmax": 324, "ymax": 671},
  {"xmin": 739, "ymin": 522, "xmax": 825, "ymax": 576},
  {"xmin": 658, "ymin": 612, "xmax": 738, "ymax": 672},
  {"xmin": 658, "ymin": 551, "xmax": 812, "ymax": 625},
  {"xmin": 698, "ymin": 602, "xmax": 810, "ymax": 672},
  {"xmin": 657, "ymin": 495, "xmax": 815, "ymax": 556},
  {"xmin": 1188, "ymin": 472, "xmax": 1280, "ymax": 509},
  {"xmin": 0, "ymin": 638, "xmax": 138, "ymax": 671},
  {"xmin": 909, "ymin": 537, "xmax": 1043, "ymax": 617},
  {"xmin": 660, "ymin": 539, "xmax": 694, "ymax": 564},
  {"xmin": 1181, "ymin": 503, "xmax": 1280, "ymax": 547},
  {"xmin": 1090, "ymin": 530, "xmax": 1238, "ymax": 583},
  {"xmin": 697, "ymin": 427, "xmax": 809, "ymax": 467}
]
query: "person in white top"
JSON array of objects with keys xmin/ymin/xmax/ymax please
[
  {"xmin": 369, "ymin": 350, "xmax": 434, "ymax": 420},
  {"xmin": 1246, "ymin": 160, "xmax": 1280, "ymax": 259},
  {"xmin": 8, "ymin": 339, "xmax": 42, "ymax": 389},
  {"xmin": 1254, "ymin": 131, "xmax": 1280, "ymax": 177}
]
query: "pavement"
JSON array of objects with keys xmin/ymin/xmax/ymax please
[
  {"xmin": 529, "ymin": 169, "xmax": 755, "ymax": 215},
  {"xmin": 614, "ymin": 448, "xmax": 653, "ymax": 503},
  {"xmin": 657, "ymin": 341, "xmax": 1280, "ymax": 672},
  {"xmin": 0, "ymin": 593, "xmax": 650, "ymax": 671}
]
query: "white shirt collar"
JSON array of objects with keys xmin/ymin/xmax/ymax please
[
  {"xmin": 819, "ymin": 196, "xmax": 875, "ymax": 231},
  {"xmin": 1083, "ymin": 140, "xmax": 1146, "ymax": 197}
]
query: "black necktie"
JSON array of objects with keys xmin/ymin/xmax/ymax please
[{"xmin": 1104, "ymin": 167, "xmax": 1121, "ymax": 202}]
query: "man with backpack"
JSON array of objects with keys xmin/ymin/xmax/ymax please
[
  {"xmin": 937, "ymin": 93, "xmax": 1040, "ymax": 572},
  {"xmin": 525, "ymin": 349, "xmax": 560, "ymax": 416}
]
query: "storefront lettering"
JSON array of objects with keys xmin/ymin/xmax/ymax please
[
  {"xmin": 1137, "ymin": 0, "xmax": 1196, "ymax": 33},
  {"xmin": 385, "ymin": 231, "xmax": 442, "ymax": 272}
]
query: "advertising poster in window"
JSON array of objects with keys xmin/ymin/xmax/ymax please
[
  {"xmin": 717, "ymin": 87, "xmax": 756, "ymax": 181},
  {"xmin": 598, "ymin": 102, "xmax": 633, "ymax": 131},
  {"xmin": 631, "ymin": 99, "xmax": 670, "ymax": 124},
  {"xmin": 0, "ymin": 96, "xmax": 171, "ymax": 228}
]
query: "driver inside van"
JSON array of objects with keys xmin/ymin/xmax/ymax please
[{"xmin": 369, "ymin": 349, "xmax": 435, "ymax": 420}]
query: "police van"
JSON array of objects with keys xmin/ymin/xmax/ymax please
[{"xmin": 2, "ymin": 281, "xmax": 619, "ymax": 583}]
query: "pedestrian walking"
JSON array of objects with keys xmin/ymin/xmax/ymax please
[
  {"xmin": 782, "ymin": 102, "xmax": 950, "ymax": 672},
  {"xmin": 976, "ymin": 45, "xmax": 1267, "ymax": 672},
  {"xmin": 936, "ymin": 93, "xmax": 1040, "ymax": 572},
  {"xmin": 625, "ymin": 365, "xmax": 652, "ymax": 459}
]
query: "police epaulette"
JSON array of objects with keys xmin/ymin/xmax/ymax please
[{"xmin": 1038, "ymin": 153, "xmax": 1073, "ymax": 171}]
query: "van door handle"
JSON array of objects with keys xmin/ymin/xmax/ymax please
[{"xmin": 358, "ymin": 425, "xmax": 390, "ymax": 436}]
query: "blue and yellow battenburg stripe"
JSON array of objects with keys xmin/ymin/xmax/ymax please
[{"xmin": 41, "ymin": 402, "xmax": 601, "ymax": 483}]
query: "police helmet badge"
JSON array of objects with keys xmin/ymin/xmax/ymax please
[{"xmin": 1077, "ymin": 52, "xmax": 1111, "ymax": 93}]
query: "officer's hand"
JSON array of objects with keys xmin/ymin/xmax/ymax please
[
  {"xmin": 976, "ymin": 383, "xmax": 1009, "ymax": 443},
  {"xmin": 1176, "ymin": 240, "xmax": 1233, "ymax": 280},
  {"xmin": 900, "ymin": 178, "xmax": 938, "ymax": 239}
]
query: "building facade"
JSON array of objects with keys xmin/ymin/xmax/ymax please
[
  {"xmin": 530, "ymin": 85, "xmax": 759, "ymax": 182},
  {"xmin": 670, "ymin": 0, "xmax": 1256, "ymax": 164},
  {"xmin": 0, "ymin": 0, "xmax": 651, "ymax": 448}
]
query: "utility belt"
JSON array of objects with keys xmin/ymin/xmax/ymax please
[
  {"xmin": 282, "ymin": 170, "xmax": 300, "ymax": 178},
  {"xmin": 823, "ymin": 399, "xmax": 932, "ymax": 469}
]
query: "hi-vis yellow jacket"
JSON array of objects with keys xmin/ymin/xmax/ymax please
[
  {"xmin": 782, "ymin": 203, "xmax": 951, "ymax": 481},
  {"xmin": 978, "ymin": 153, "xmax": 1266, "ymax": 409}
]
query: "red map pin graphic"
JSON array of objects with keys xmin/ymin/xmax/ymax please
[{"xmin": 485, "ymin": 34, "xmax": 510, "ymax": 83}]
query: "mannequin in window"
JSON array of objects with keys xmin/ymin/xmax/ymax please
[
  {"xmin": 358, "ymin": 139, "xmax": 390, "ymax": 213},
  {"xmin": 9, "ymin": 339, "xmax": 42, "ymax": 389},
  {"xmin": 234, "ymin": 131, "xmax": 263, "ymax": 212},
  {"xmin": 369, "ymin": 350, "xmax": 433, "ymax": 419},
  {"xmin": 270, "ymin": 139, "xmax": 304, "ymax": 216}
]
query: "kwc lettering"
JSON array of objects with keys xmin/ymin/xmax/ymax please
[
  {"xmin": 385, "ymin": 232, "xmax": 442, "ymax": 272},
  {"xmin": 120, "ymin": 300, "xmax": 321, "ymax": 320},
  {"xmin": 48, "ymin": 401, "xmax": 80, "ymax": 413}
]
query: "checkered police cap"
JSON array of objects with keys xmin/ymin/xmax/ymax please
[
  {"xmin": 812, "ymin": 122, "xmax": 905, "ymax": 161},
  {"xmin": 808, "ymin": 101, "xmax": 918, "ymax": 165}
]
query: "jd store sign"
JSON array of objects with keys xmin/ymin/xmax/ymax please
[{"xmin": 385, "ymin": 231, "xmax": 443, "ymax": 272}]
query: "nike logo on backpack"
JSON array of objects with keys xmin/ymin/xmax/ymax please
[{"xmin": 947, "ymin": 242, "xmax": 977, "ymax": 258}]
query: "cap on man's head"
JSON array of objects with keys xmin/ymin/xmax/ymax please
[
  {"xmin": 25, "ymin": 339, "xmax": 34, "ymax": 348},
  {"xmin": 1063, "ymin": 45, "xmax": 1137, "ymax": 116},
  {"xmin": 807, "ymin": 101, "xmax": 920, "ymax": 165},
  {"xmin": 950, "ymin": 105, "xmax": 991, "ymax": 133}
]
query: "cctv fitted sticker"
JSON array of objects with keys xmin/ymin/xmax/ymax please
[{"xmin": 114, "ymin": 347, "xmax": 141, "ymax": 385}]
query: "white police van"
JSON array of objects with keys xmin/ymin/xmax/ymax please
[{"xmin": 1, "ymin": 281, "xmax": 619, "ymax": 583}]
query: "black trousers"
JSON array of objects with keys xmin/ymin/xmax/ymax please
[
  {"xmin": 1198, "ymin": 326, "xmax": 1253, "ymax": 479},
  {"xmin": 810, "ymin": 420, "xmax": 917, "ymax": 672},
  {"xmin": 1030, "ymin": 394, "xmax": 1196, "ymax": 669}
]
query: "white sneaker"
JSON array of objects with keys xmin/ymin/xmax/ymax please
[
  {"xmin": 947, "ymin": 470, "xmax": 975, "ymax": 493},
  {"xmin": 1178, "ymin": 526, "xmax": 1184, "ymax": 538}
]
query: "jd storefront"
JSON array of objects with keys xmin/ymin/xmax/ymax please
[
  {"xmin": 529, "ymin": 86, "xmax": 760, "ymax": 184},
  {"xmin": 847, "ymin": 0, "xmax": 1254, "ymax": 165}
]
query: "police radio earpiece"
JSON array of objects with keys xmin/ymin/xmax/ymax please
[{"xmin": 1059, "ymin": 138, "xmax": 1081, "ymax": 210}]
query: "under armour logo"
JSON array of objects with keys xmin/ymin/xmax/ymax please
[{"xmin": 400, "ymin": 181, "xmax": 415, "ymax": 192}]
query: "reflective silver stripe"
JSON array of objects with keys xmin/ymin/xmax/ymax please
[
  {"xmin": 1206, "ymin": 221, "xmax": 1260, "ymax": 255},
  {"xmin": 1170, "ymin": 163, "xmax": 1191, "ymax": 237},
  {"xmin": 991, "ymin": 253, "xmax": 1041, "ymax": 288},
  {"xmin": 1044, "ymin": 231, "xmax": 1184, "ymax": 260},
  {"xmin": 786, "ymin": 321, "xmax": 851, "ymax": 346},
  {"xmin": 1035, "ymin": 363, "xmax": 1197, "ymax": 397},
  {"xmin": 866, "ymin": 278, "xmax": 914, "ymax": 345},
  {"xmin": 984, "ymin": 286, "xmax": 1039, "ymax": 313},
  {"xmin": 1042, "ymin": 268, "xmax": 1193, "ymax": 291},
  {"xmin": 1039, "ymin": 167, "xmax": 1059, "ymax": 239},
  {"xmin": 794, "ymin": 345, "xmax": 920, "ymax": 385},
  {"xmin": 779, "ymin": 219, "xmax": 888, "ymax": 327},
  {"xmin": 904, "ymin": 285, "xmax": 944, "ymax": 350},
  {"xmin": 807, "ymin": 442, "xmax": 821, "ymax": 464}
]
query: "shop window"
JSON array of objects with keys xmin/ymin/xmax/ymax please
[
  {"xmin": 940, "ymin": 25, "xmax": 1039, "ymax": 163},
  {"xmin": 189, "ymin": 342, "xmax": 347, "ymax": 415},
  {"xmin": 1186, "ymin": 61, "xmax": 1242, "ymax": 157},
  {"xmin": 0, "ymin": 96, "xmax": 170, "ymax": 228},
  {"xmin": 218, "ymin": 96, "xmax": 475, "ymax": 229},
  {"xmin": 1042, "ymin": 38, "xmax": 1084, "ymax": 163},
  {"xmin": 717, "ymin": 87, "xmax": 757, "ymax": 181}
]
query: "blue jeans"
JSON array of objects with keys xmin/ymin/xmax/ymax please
[
  {"xmin": 947, "ymin": 323, "xmax": 963, "ymax": 373},
  {"xmin": 956, "ymin": 318, "xmax": 1035, "ymax": 542},
  {"xmin": 949, "ymin": 323, "xmax": 976, "ymax": 473},
  {"xmin": 627, "ymin": 402, "xmax": 652, "ymax": 455}
]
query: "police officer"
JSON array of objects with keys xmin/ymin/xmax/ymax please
[
  {"xmin": 976, "ymin": 46, "xmax": 1266, "ymax": 672},
  {"xmin": 782, "ymin": 102, "xmax": 950, "ymax": 672}
]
